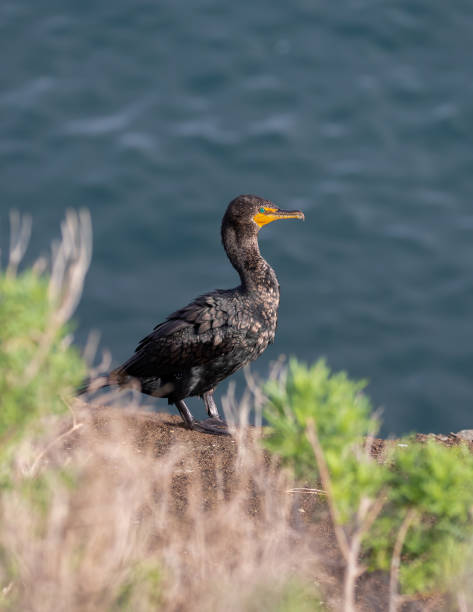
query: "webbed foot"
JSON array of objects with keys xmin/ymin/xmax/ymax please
[
  {"xmin": 175, "ymin": 399, "xmax": 230, "ymax": 436},
  {"xmin": 191, "ymin": 417, "xmax": 230, "ymax": 436}
]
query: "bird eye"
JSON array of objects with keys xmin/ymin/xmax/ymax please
[{"xmin": 259, "ymin": 207, "xmax": 265, "ymax": 213}]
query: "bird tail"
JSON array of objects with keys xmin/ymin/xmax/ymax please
[{"xmin": 76, "ymin": 374, "xmax": 111, "ymax": 396}]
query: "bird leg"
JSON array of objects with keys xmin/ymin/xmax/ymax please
[
  {"xmin": 175, "ymin": 399, "xmax": 196, "ymax": 430},
  {"xmin": 202, "ymin": 390, "xmax": 220, "ymax": 418},
  {"xmin": 175, "ymin": 398, "xmax": 229, "ymax": 436}
]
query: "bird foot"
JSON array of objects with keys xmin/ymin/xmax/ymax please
[{"xmin": 191, "ymin": 417, "xmax": 230, "ymax": 436}]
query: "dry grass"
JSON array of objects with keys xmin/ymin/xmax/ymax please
[{"xmin": 1, "ymin": 400, "xmax": 327, "ymax": 612}]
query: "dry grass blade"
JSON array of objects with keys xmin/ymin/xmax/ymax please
[
  {"xmin": 306, "ymin": 419, "xmax": 387, "ymax": 612},
  {"xmin": 287, "ymin": 487, "xmax": 327, "ymax": 496},
  {"xmin": 306, "ymin": 420, "xmax": 349, "ymax": 560},
  {"xmin": 6, "ymin": 210, "xmax": 32, "ymax": 277},
  {"xmin": 388, "ymin": 508, "xmax": 418, "ymax": 612},
  {"xmin": 49, "ymin": 208, "xmax": 92, "ymax": 324},
  {"xmin": 23, "ymin": 209, "xmax": 92, "ymax": 384}
]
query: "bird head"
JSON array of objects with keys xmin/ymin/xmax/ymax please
[{"xmin": 223, "ymin": 195, "xmax": 305, "ymax": 234}]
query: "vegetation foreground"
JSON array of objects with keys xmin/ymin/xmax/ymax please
[{"xmin": 1, "ymin": 211, "xmax": 473, "ymax": 611}]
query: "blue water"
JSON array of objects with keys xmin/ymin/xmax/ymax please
[{"xmin": 2, "ymin": 1, "xmax": 473, "ymax": 434}]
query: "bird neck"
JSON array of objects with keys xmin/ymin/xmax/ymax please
[{"xmin": 222, "ymin": 225, "xmax": 277, "ymax": 294}]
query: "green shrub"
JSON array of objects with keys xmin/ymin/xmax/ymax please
[
  {"xmin": 111, "ymin": 560, "xmax": 163, "ymax": 611},
  {"xmin": 244, "ymin": 579, "xmax": 325, "ymax": 612},
  {"xmin": 264, "ymin": 358, "xmax": 473, "ymax": 600},
  {"xmin": 264, "ymin": 359, "xmax": 386, "ymax": 524},
  {"xmin": 368, "ymin": 440, "xmax": 473, "ymax": 595},
  {"xmin": 0, "ymin": 270, "xmax": 85, "ymax": 456}
]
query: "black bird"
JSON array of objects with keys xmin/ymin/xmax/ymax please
[{"xmin": 80, "ymin": 195, "xmax": 304, "ymax": 435}]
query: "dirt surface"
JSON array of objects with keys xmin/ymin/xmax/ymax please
[
  {"xmin": 369, "ymin": 431, "xmax": 473, "ymax": 461},
  {"xmin": 75, "ymin": 409, "xmax": 467, "ymax": 611},
  {"xmin": 87, "ymin": 411, "xmax": 257, "ymax": 518}
]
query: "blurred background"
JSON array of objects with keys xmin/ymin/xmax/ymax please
[{"xmin": 1, "ymin": 0, "xmax": 472, "ymax": 435}]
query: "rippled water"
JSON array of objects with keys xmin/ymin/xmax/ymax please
[{"xmin": 2, "ymin": 1, "xmax": 473, "ymax": 434}]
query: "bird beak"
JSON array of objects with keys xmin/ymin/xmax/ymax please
[
  {"xmin": 273, "ymin": 209, "xmax": 305, "ymax": 221},
  {"xmin": 253, "ymin": 208, "xmax": 305, "ymax": 228}
]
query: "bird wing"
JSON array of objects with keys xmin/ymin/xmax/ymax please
[{"xmin": 120, "ymin": 291, "xmax": 240, "ymax": 377}]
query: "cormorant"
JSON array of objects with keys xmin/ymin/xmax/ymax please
[{"xmin": 81, "ymin": 195, "xmax": 304, "ymax": 435}]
